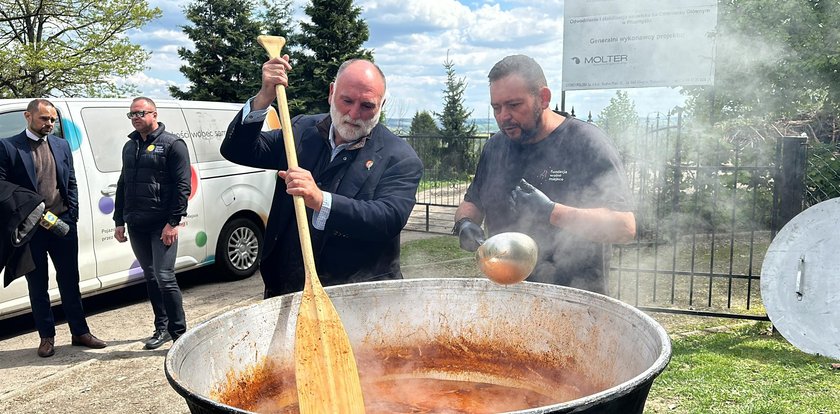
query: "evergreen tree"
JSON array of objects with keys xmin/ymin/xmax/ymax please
[
  {"xmin": 409, "ymin": 110, "xmax": 442, "ymax": 170},
  {"xmin": 257, "ymin": 0, "xmax": 296, "ymax": 42},
  {"xmin": 293, "ymin": 0, "xmax": 373, "ymax": 114},
  {"xmin": 435, "ymin": 56, "xmax": 477, "ymax": 179},
  {"xmin": 410, "ymin": 111, "xmax": 440, "ymax": 136},
  {"xmin": 0, "ymin": 0, "xmax": 160, "ymax": 98},
  {"xmin": 170, "ymin": 0, "xmax": 296, "ymax": 103}
]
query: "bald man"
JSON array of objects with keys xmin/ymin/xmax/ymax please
[{"xmin": 222, "ymin": 57, "xmax": 423, "ymax": 298}]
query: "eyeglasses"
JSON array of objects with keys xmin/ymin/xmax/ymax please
[{"xmin": 126, "ymin": 110, "xmax": 155, "ymax": 119}]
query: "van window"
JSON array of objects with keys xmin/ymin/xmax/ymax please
[
  {"xmin": 82, "ymin": 107, "xmax": 191, "ymax": 173},
  {"xmin": 179, "ymin": 108, "xmax": 238, "ymax": 163},
  {"xmin": 0, "ymin": 109, "xmax": 65, "ymax": 139},
  {"xmin": 0, "ymin": 111, "xmax": 26, "ymax": 138}
]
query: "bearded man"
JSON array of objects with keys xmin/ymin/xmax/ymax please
[
  {"xmin": 453, "ymin": 55, "xmax": 636, "ymax": 294},
  {"xmin": 222, "ymin": 57, "xmax": 423, "ymax": 297}
]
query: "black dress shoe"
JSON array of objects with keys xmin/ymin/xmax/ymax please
[
  {"xmin": 72, "ymin": 333, "xmax": 108, "ymax": 349},
  {"xmin": 144, "ymin": 330, "xmax": 172, "ymax": 350},
  {"xmin": 38, "ymin": 337, "xmax": 55, "ymax": 358}
]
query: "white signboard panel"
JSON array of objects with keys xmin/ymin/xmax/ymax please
[{"xmin": 562, "ymin": 0, "xmax": 717, "ymax": 91}]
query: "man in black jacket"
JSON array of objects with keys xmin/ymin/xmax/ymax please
[
  {"xmin": 113, "ymin": 97, "xmax": 190, "ymax": 350},
  {"xmin": 221, "ymin": 56, "xmax": 423, "ymax": 298}
]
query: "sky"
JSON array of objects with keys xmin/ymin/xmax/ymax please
[{"xmin": 123, "ymin": 0, "xmax": 686, "ymax": 123}]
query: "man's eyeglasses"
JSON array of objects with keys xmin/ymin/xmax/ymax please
[{"xmin": 126, "ymin": 110, "xmax": 155, "ymax": 119}]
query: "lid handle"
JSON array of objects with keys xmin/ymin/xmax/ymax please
[{"xmin": 795, "ymin": 255, "xmax": 805, "ymax": 301}]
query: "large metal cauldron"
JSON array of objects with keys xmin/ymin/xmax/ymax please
[{"xmin": 165, "ymin": 278, "xmax": 671, "ymax": 413}]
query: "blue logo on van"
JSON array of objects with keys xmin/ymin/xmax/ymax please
[{"xmin": 61, "ymin": 119, "xmax": 83, "ymax": 151}]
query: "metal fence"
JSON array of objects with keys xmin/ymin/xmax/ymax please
[
  {"xmin": 611, "ymin": 111, "xmax": 774, "ymax": 320},
  {"xmin": 403, "ymin": 113, "xmax": 835, "ymax": 320},
  {"xmin": 402, "ymin": 134, "xmax": 488, "ymax": 234}
]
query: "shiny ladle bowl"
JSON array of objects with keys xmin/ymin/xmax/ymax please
[{"xmin": 475, "ymin": 232, "xmax": 538, "ymax": 285}]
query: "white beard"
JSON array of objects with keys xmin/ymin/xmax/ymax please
[{"xmin": 330, "ymin": 103, "xmax": 380, "ymax": 144}]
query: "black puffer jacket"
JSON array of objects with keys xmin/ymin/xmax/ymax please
[{"xmin": 114, "ymin": 122, "xmax": 190, "ymax": 229}]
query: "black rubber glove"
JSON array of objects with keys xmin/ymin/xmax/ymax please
[
  {"xmin": 510, "ymin": 179, "xmax": 555, "ymax": 222},
  {"xmin": 453, "ymin": 217, "xmax": 486, "ymax": 252}
]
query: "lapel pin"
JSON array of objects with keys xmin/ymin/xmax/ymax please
[{"xmin": 365, "ymin": 160, "xmax": 374, "ymax": 170}]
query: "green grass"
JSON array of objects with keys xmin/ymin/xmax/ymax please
[
  {"xmin": 401, "ymin": 234, "xmax": 472, "ymax": 265},
  {"xmin": 646, "ymin": 323, "xmax": 839, "ymax": 414},
  {"xmin": 400, "ymin": 235, "xmax": 480, "ymax": 279},
  {"xmin": 400, "ymin": 236, "xmax": 840, "ymax": 414}
]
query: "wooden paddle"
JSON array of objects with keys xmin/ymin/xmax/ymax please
[{"xmin": 256, "ymin": 35, "xmax": 366, "ymax": 413}]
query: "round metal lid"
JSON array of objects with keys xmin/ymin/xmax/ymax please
[{"xmin": 761, "ymin": 197, "xmax": 840, "ymax": 360}]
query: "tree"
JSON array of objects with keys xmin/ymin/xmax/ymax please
[
  {"xmin": 677, "ymin": 0, "xmax": 840, "ymax": 214},
  {"xmin": 596, "ymin": 90, "xmax": 639, "ymax": 157},
  {"xmin": 292, "ymin": 0, "xmax": 373, "ymax": 115},
  {"xmin": 0, "ymin": 0, "xmax": 160, "ymax": 98},
  {"xmin": 170, "ymin": 0, "xmax": 296, "ymax": 102},
  {"xmin": 683, "ymin": 0, "xmax": 840, "ymax": 125},
  {"xmin": 408, "ymin": 110, "xmax": 441, "ymax": 171},
  {"xmin": 410, "ymin": 111, "xmax": 440, "ymax": 136},
  {"xmin": 435, "ymin": 55, "xmax": 477, "ymax": 179},
  {"xmin": 256, "ymin": 0, "xmax": 296, "ymax": 42}
]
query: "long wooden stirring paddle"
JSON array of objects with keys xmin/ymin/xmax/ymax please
[{"xmin": 256, "ymin": 35, "xmax": 365, "ymax": 414}]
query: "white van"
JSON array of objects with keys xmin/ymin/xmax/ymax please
[{"xmin": 0, "ymin": 98, "xmax": 279, "ymax": 319}]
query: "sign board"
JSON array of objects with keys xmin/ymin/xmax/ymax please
[{"xmin": 562, "ymin": 0, "xmax": 717, "ymax": 91}]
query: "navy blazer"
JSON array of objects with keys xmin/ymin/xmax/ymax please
[
  {"xmin": 221, "ymin": 110, "xmax": 423, "ymax": 292},
  {"xmin": 0, "ymin": 131, "xmax": 79, "ymax": 222}
]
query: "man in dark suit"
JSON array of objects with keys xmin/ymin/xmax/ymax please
[
  {"xmin": 221, "ymin": 57, "xmax": 423, "ymax": 298},
  {"xmin": 0, "ymin": 99, "xmax": 106, "ymax": 357}
]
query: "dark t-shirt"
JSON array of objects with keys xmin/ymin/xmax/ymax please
[{"xmin": 464, "ymin": 114, "xmax": 633, "ymax": 293}]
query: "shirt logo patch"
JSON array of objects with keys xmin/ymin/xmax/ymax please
[
  {"xmin": 548, "ymin": 169, "xmax": 567, "ymax": 182},
  {"xmin": 146, "ymin": 144, "xmax": 155, "ymax": 152}
]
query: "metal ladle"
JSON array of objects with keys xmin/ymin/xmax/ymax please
[{"xmin": 476, "ymin": 232, "xmax": 538, "ymax": 285}]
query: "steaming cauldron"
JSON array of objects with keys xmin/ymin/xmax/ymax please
[{"xmin": 165, "ymin": 279, "xmax": 671, "ymax": 413}]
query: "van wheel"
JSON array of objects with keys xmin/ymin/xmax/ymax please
[{"xmin": 216, "ymin": 218, "xmax": 262, "ymax": 280}]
